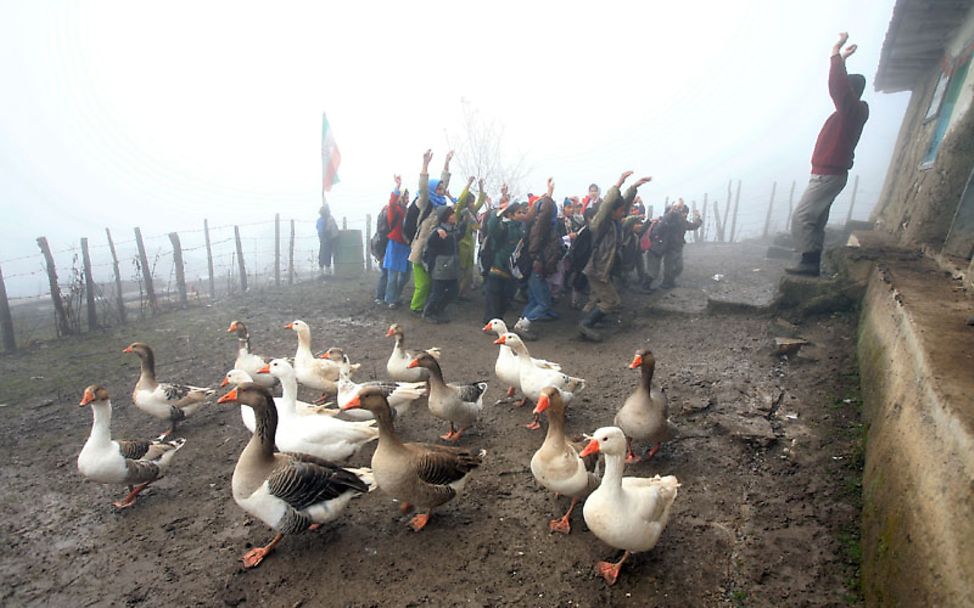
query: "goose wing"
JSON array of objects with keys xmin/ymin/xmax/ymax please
[
  {"xmin": 452, "ymin": 382, "xmax": 488, "ymax": 403},
  {"xmin": 268, "ymin": 455, "xmax": 370, "ymax": 511},
  {"xmin": 410, "ymin": 444, "xmax": 484, "ymax": 486},
  {"xmin": 154, "ymin": 382, "xmax": 215, "ymax": 408}
]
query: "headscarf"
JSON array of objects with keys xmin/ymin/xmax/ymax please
[{"xmin": 428, "ymin": 178, "xmax": 447, "ymax": 207}]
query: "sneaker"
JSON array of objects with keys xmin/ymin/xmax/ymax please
[
  {"xmin": 387, "ymin": 302, "xmax": 401, "ymax": 310},
  {"xmin": 422, "ymin": 314, "xmax": 445, "ymax": 325},
  {"xmin": 513, "ymin": 317, "xmax": 532, "ymax": 332},
  {"xmin": 373, "ymin": 298, "xmax": 383, "ymax": 305},
  {"xmin": 578, "ymin": 322, "xmax": 603, "ymax": 342}
]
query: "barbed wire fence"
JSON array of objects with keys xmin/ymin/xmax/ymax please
[{"xmin": 0, "ymin": 176, "xmax": 870, "ymax": 352}]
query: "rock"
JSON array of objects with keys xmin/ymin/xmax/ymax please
[
  {"xmin": 774, "ymin": 337, "xmax": 809, "ymax": 356},
  {"xmin": 714, "ymin": 414, "xmax": 777, "ymax": 447}
]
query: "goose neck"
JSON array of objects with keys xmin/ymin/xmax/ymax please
[{"xmin": 87, "ymin": 401, "xmax": 113, "ymax": 446}]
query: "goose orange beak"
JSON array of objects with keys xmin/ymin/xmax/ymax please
[
  {"xmin": 482, "ymin": 323, "xmax": 492, "ymax": 333},
  {"xmin": 217, "ymin": 388, "xmax": 239, "ymax": 404},
  {"xmin": 532, "ymin": 393, "xmax": 550, "ymax": 415},
  {"xmin": 629, "ymin": 354, "xmax": 643, "ymax": 369},
  {"xmin": 79, "ymin": 388, "xmax": 94, "ymax": 407},
  {"xmin": 579, "ymin": 439, "xmax": 600, "ymax": 458},
  {"xmin": 122, "ymin": 345, "xmax": 133, "ymax": 353},
  {"xmin": 342, "ymin": 394, "xmax": 361, "ymax": 410},
  {"xmin": 494, "ymin": 335, "xmax": 507, "ymax": 345},
  {"xmin": 406, "ymin": 358, "xmax": 420, "ymax": 369},
  {"xmin": 220, "ymin": 377, "xmax": 230, "ymax": 387},
  {"xmin": 284, "ymin": 323, "xmax": 294, "ymax": 330},
  {"xmin": 257, "ymin": 364, "xmax": 271, "ymax": 374},
  {"xmin": 227, "ymin": 321, "xmax": 238, "ymax": 333},
  {"xmin": 385, "ymin": 327, "xmax": 395, "ymax": 337}
]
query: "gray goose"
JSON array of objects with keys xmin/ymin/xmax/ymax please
[
  {"xmin": 613, "ymin": 348, "xmax": 677, "ymax": 463},
  {"xmin": 226, "ymin": 320, "xmax": 276, "ymax": 388},
  {"xmin": 342, "ymin": 386, "xmax": 485, "ymax": 532},
  {"xmin": 77, "ymin": 385, "xmax": 186, "ymax": 509},
  {"xmin": 124, "ymin": 342, "xmax": 215, "ymax": 438},
  {"xmin": 218, "ymin": 383, "xmax": 374, "ymax": 569},
  {"xmin": 407, "ymin": 352, "xmax": 488, "ymax": 442}
]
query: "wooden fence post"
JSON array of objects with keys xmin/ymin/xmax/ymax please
[
  {"xmin": 105, "ymin": 228, "xmax": 126, "ymax": 324},
  {"xmin": 763, "ymin": 181, "xmax": 777, "ymax": 239},
  {"xmin": 134, "ymin": 227, "xmax": 159, "ymax": 314},
  {"xmin": 786, "ymin": 180, "xmax": 797, "ymax": 231},
  {"xmin": 701, "ymin": 193, "xmax": 709, "ymax": 242},
  {"xmin": 168, "ymin": 232, "xmax": 188, "ymax": 308},
  {"xmin": 274, "ymin": 214, "xmax": 281, "ymax": 287},
  {"xmin": 288, "ymin": 219, "xmax": 295, "ymax": 285},
  {"xmin": 365, "ymin": 213, "xmax": 373, "ymax": 271},
  {"xmin": 204, "ymin": 220, "xmax": 216, "ymax": 300},
  {"xmin": 730, "ymin": 180, "xmax": 742, "ymax": 243},
  {"xmin": 0, "ymin": 264, "xmax": 16, "ymax": 352},
  {"xmin": 713, "ymin": 202, "xmax": 724, "ymax": 242},
  {"xmin": 845, "ymin": 175, "xmax": 860, "ymax": 224},
  {"xmin": 724, "ymin": 181, "xmax": 732, "ymax": 242},
  {"xmin": 36, "ymin": 237, "xmax": 72, "ymax": 336},
  {"xmin": 691, "ymin": 201, "xmax": 698, "ymax": 243},
  {"xmin": 80, "ymin": 237, "xmax": 98, "ymax": 331},
  {"xmin": 234, "ymin": 226, "xmax": 248, "ymax": 292}
]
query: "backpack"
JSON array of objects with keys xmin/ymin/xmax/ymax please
[
  {"xmin": 403, "ymin": 199, "xmax": 433, "ymax": 244},
  {"xmin": 566, "ymin": 225, "xmax": 593, "ymax": 272},
  {"xmin": 370, "ymin": 206, "xmax": 390, "ymax": 261},
  {"xmin": 510, "ymin": 236, "xmax": 531, "ymax": 280}
]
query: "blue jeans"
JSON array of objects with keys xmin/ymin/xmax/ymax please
[
  {"xmin": 384, "ymin": 265, "xmax": 412, "ymax": 305},
  {"xmin": 522, "ymin": 273, "xmax": 558, "ymax": 321},
  {"xmin": 375, "ymin": 268, "xmax": 388, "ymax": 301}
]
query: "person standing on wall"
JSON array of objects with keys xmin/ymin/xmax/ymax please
[
  {"xmin": 316, "ymin": 203, "xmax": 340, "ymax": 278},
  {"xmin": 787, "ymin": 32, "xmax": 869, "ymax": 277}
]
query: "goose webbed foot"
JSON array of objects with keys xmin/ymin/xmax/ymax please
[
  {"xmin": 241, "ymin": 532, "xmax": 283, "ymax": 569},
  {"xmin": 408, "ymin": 512, "xmax": 430, "ymax": 532},
  {"xmin": 596, "ymin": 551, "xmax": 630, "ymax": 585},
  {"xmin": 112, "ymin": 482, "xmax": 150, "ymax": 509}
]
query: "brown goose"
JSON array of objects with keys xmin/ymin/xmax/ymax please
[
  {"xmin": 77, "ymin": 385, "xmax": 186, "ymax": 509},
  {"xmin": 226, "ymin": 320, "xmax": 276, "ymax": 388},
  {"xmin": 613, "ymin": 348, "xmax": 677, "ymax": 463},
  {"xmin": 218, "ymin": 383, "xmax": 374, "ymax": 568},
  {"xmin": 342, "ymin": 386, "xmax": 485, "ymax": 532},
  {"xmin": 407, "ymin": 352, "xmax": 488, "ymax": 442},
  {"xmin": 124, "ymin": 342, "xmax": 215, "ymax": 437},
  {"xmin": 530, "ymin": 387, "xmax": 600, "ymax": 534},
  {"xmin": 385, "ymin": 323, "xmax": 441, "ymax": 383}
]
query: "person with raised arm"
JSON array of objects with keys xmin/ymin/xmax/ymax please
[{"xmin": 408, "ymin": 150, "xmax": 453, "ymax": 312}]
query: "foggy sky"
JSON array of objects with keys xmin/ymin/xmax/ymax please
[{"xmin": 0, "ymin": 1, "xmax": 910, "ymax": 296}]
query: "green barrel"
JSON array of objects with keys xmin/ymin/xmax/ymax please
[{"xmin": 333, "ymin": 230, "xmax": 364, "ymax": 277}]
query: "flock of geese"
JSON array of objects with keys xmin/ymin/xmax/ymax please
[{"xmin": 75, "ymin": 318, "xmax": 680, "ymax": 585}]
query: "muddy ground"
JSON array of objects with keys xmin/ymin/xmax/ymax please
[{"xmin": 0, "ymin": 243, "xmax": 864, "ymax": 607}]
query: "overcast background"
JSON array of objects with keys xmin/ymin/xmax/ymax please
[{"xmin": 0, "ymin": 0, "xmax": 910, "ymax": 297}]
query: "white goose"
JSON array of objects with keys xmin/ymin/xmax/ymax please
[
  {"xmin": 580, "ymin": 426, "xmax": 681, "ymax": 585},
  {"xmin": 221, "ymin": 369, "xmax": 337, "ymax": 434},
  {"xmin": 219, "ymin": 383, "xmax": 374, "ymax": 568},
  {"xmin": 77, "ymin": 385, "xmax": 186, "ymax": 509},
  {"xmin": 226, "ymin": 320, "xmax": 276, "ymax": 388},
  {"xmin": 385, "ymin": 323, "xmax": 441, "ymax": 382},
  {"xmin": 334, "ymin": 367, "xmax": 428, "ymax": 421},
  {"xmin": 258, "ymin": 358, "xmax": 378, "ymax": 462},
  {"xmin": 407, "ymin": 352, "xmax": 488, "ymax": 442},
  {"xmin": 286, "ymin": 319, "xmax": 359, "ymax": 397},
  {"xmin": 493, "ymin": 333, "xmax": 585, "ymax": 430},
  {"xmin": 124, "ymin": 342, "xmax": 215, "ymax": 437},
  {"xmin": 530, "ymin": 387, "xmax": 600, "ymax": 534},
  {"xmin": 482, "ymin": 318, "xmax": 560, "ymax": 403}
]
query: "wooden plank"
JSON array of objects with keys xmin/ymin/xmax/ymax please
[
  {"xmin": 134, "ymin": 227, "xmax": 158, "ymax": 314},
  {"xmin": 0, "ymin": 264, "xmax": 16, "ymax": 352},
  {"xmin": 105, "ymin": 228, "xmax": 126, "ymax": 324},
  {"xmin": 365, "ymin": 213, "xmax": 373, "ymax": 271},
  {"xmin": 274, "ymin": 213, "xmax": 281, "ymax": 287},
  {"xmin": 36, "ymin": 236, "xmax": 73, "ymax": 336},
  {"xmin": 168, "ymin": 232, "xmax": 188, "ymax": 308},
  {"xmin": 844, "ymin": 175, "xmax": 860, "ymax": 224},
  {"xmin": 730, "ymin": 180, "xmax": 741, "ymax": 243},
  {"xmin": 786, "ymin": 180, "xmax": 796, "ymax": 231},
  {"xmin": 80, "ymin": 237, "xmax": 98, "ymax": 330},
  {"xmin": 701, "ymin": 193, "xmax": 709, "ymax": 242},
  {"xmin": 234, "ymin": 225, "xmax": 248, "ymax": 292},
  {"xmin": 763, "ymin": 181, "xmax": 777, "ymax": 238},
  {"xmin": 204, "ymin": 219, "xmax": 216, "ymax": 299},
  {"xmin": 288, "ymin": 219, "xmax": 295, "ymax": 285}
]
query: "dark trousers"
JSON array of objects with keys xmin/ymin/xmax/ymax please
[
  {"xmin": 484, "ymin": 273, "xmax": 515, "ymax": 324},
  {"xmin": 375, "ymin": 268, "xmax": 389, "ymax": 300},
  {"xmin": 318, "ymin": 238, "xmax": 334, "ymax": 269},
  {"xmin": 424, "ymin": 279, "xmax": 458, "ymax": 319}
]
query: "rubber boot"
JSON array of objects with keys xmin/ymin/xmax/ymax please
[
  {"xmin": 785, "ymin": 251, "xmax": 822, "ymax": 277},
  {"xmin": 578, "ymin": 309, "xmax": 604, "ymax": 342}
]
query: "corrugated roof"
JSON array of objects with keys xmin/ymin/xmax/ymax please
[{"xmin": 874, "ymin": 0, "xmax": 974, "ymax": 93}]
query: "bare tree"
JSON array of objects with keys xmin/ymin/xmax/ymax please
[{"xmin": 445, "ymin": 98, "xmax": 530, "ymax": 204}]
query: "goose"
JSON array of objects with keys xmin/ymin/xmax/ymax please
[
  {"xmin": 614, "ymin": 348, "xmax": 677, "ymax": 463},
  {"xmin": 482, "ymin": 319, "xmax": 560, "ymax": 404},
  {"xmin": 342, "ymin": 386, "xmax": 484, "ymax": 531},
  {"xmin": 221, "ymin": 369, "xmax": 338, "ymax": 434},
  {"xmin": 334, "ymin": 366, "xmax": 428, "ymax": 421},
  {"xmin": 254, "ymin": 359, "xmax": 379, "ymax": 462},
  {"xmin": 226, "ymin": 320, "xmax": 277, "ymax": 388},
  {"xmin": 530, "ymin": 387, "xmax": 600, "ymax": 534},
  {"xmin": 77, "ymin": 385, "xmax": 186, "ymax": 509},
  {"xmin": 580, "ymin": 426, "xmax": 681, "ymax": 585},
  {"xmin": 385, "ymin": 323, "xmax": 442, "ymax": 382},
  {"xmin": 286, "ymin": 319, "xmax": 359, "ymax": 397},
  {"xmin": 218, "ymin": 384, "xmax": 375, "ymax": 568},
  {"xmin": 407, "ymin": 352, "xmax": 488, "ymax": 442},
  {"xmin": 493, "ymin": 333, "xmax": 585, "ymax": 430},
  {"xmin": 124, "ymin": 342, "xmax": 215, "ymax": 437}
]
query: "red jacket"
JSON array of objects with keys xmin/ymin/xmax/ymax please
[
  {"xmin": 386, "ymin": 192, "xmax": 407, "ymax": 243},
  {"xmin": 811, "ymin": 54, "xmax": 869, "ymax": 175}
]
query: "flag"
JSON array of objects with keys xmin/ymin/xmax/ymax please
[{"xmin": 321, "ymin": 112, "xmax": 341, "ymax": 193}]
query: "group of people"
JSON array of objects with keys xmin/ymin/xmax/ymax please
[{"xmin": 358, "ymin": 151, "xmax": 702, "ymax": 342}]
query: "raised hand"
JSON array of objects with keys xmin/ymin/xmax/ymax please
[
  {"xmin": 617, "ymin": 171, "xmax": 634, "ymax": 187},
  {"xmin": 467, "ymin": 176, "xmax": 476, "ymax": 187},
  {"xmin": 833, "ymin": 32, "xmax": 849, "ymax": 55},
  {"xmin": 841, "ymin": 44, "xmax": 858, "ymax": 60},
  {"xmin": 422, "ymin": 149, "xmax": 433, "ymax": 169},
  {"xmin": 478, "ymin": 178, "xmax": 485, "ymax": 192},
  {"xmin": 634, "ymin": 176, "xmax": 653, "ymax": 187},
  {"xmin": 394, "ymin": 174, "xmax": 402, "ymax": 188},
  {"xmin": 444, "ymin": 150, "xmax": 455, "ymax": 171},
  {"xmin": 546, "ymin": 177, "xmax": 555, "ymax": 197}
]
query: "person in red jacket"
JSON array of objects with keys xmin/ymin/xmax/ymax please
[{"xmin": 787, "ymin": 32, "xmax": 869, "ymax": 277}]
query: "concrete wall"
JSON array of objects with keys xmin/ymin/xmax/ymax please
[
  {"xmin": 857, "ymin": 264, "xmax": 974, "ymax": 607},
  {"xmin": 873, "ymin": 6, "xmax": 974, "ymax": 249}
]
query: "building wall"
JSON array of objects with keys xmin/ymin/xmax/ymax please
[{"xmin": 873, "ymin": 7, "xmax": 974, "ymax": 250}]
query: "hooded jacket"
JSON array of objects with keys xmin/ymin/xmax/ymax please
[
  {"xmin": 408, "ymin": 170, "xmax": 452, "ymax": 265},
  {"xmin": 583, "ymin": 184, "xmax": 638, "ymax": 281}
]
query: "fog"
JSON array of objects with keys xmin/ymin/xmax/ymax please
[{"xmin": 0, "ymin": 1, "xmax": 910, "ymax": 297}]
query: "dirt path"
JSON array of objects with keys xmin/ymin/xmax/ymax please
[{"xmin": 0, "ymin": 243, "xmax": 863, "ymax": 607}]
